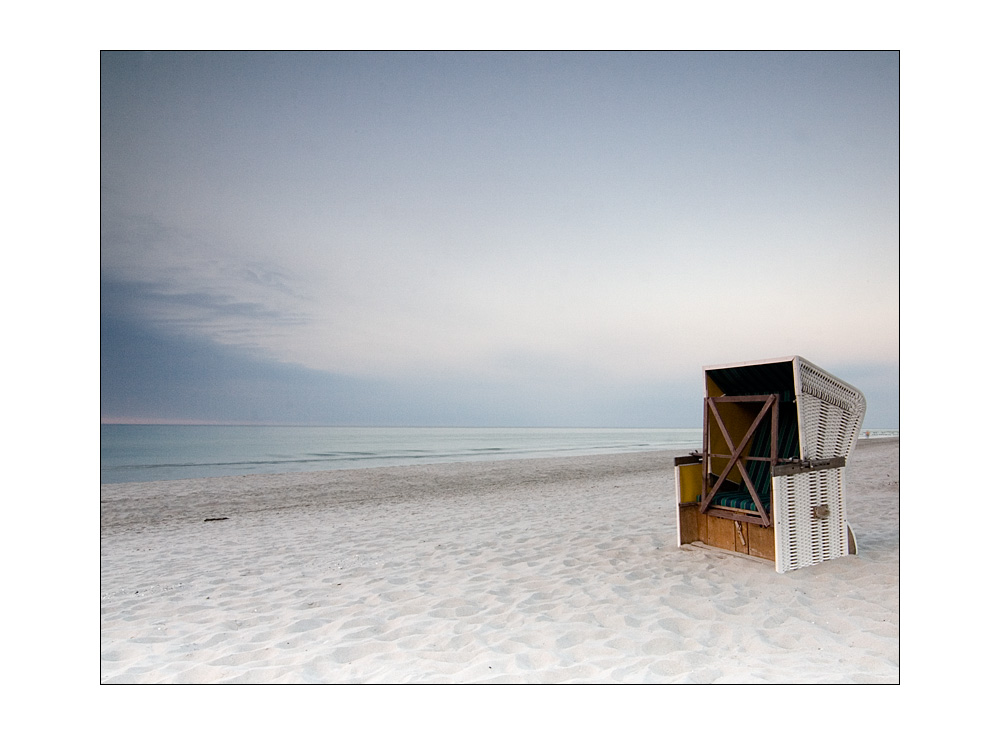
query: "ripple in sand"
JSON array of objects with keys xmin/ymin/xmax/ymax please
[
  {"xmin": 641, "ymin": 634, "xmax": 686, "ymax": 656},
  {"xmin": 286, "ymin": 618, "xmax": 330, "ymax": 633},
  {"xmin": 327, "ymin": 641, "xmax": 392, "ymax": 665}
]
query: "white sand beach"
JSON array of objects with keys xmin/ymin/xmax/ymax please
[{"xmin": 100, "ymin": 438, "xmax": 899, "ymax": 684}]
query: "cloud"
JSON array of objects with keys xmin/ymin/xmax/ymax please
[
  {"xmin": 101, "ymin": 306, "xmax": 898, "ymax": 427},
  {"xmin": 100, "ymin": 304, "xmax": 710, "ymax": 427},
  {"xmin": 100, "ymin": 307, "xmax": 382, "ymax": 425}
]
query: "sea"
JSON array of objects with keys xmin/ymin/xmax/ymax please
[
  {"xmin": 99, "ymin": 425, "xmax": 704, "ymax": 484},
  {"xmin": 100, "ymin": 425, "xmax": 900, "ymax": 485}
]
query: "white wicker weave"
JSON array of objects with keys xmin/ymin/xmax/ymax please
[
  {"xmin": 796, "ymin": 357, "xmax": 867, "ymax": 461},
  {"xmin": 773, "ymin": 467, "xmax": 850, "ymax": 573},
  {"xmin": 778, "ymin": 356, "xmax": 865, "ymax": 572}
]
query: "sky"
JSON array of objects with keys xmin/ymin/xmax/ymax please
[{"xmin": 101, "ymin": 51, "xmax": 899, "ymax": 428}]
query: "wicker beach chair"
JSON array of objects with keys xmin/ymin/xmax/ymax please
[{"xmin": 674, "ymin": 356, "xmax": 867, "ymax": 573}]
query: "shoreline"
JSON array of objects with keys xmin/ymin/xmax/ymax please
[
  {"xmin": 101, "ymin": 439, "xmax": 899, "ymax": 683},
  {"xmin": 101, "ymin": 448, "xmax": 692, "ymax": 531}
]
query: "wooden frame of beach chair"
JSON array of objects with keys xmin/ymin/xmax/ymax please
[
  {"xmin": 674, "ymin": 356, "xmax": 866, "ymax": 573},
  {"xmin": 700, "ymin": 393, "xmax": 778, "ymax": 527}
]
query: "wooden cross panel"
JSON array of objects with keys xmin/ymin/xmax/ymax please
[{"xmin": 700, "ymin": 394, "xmax": 779, "ymax": 527}]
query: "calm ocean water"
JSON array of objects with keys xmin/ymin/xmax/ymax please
[
  {"xmin": 101, "ymin": 425, "xmax": 900, "ymax": 484},
  {"xmin": 100, "ymin": 425, "xmax": 707, "ymax": 484}
]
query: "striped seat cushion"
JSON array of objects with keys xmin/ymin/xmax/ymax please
[{"xmin": 698, "ymin": 486, "xmax": 770, "ymax": 513}]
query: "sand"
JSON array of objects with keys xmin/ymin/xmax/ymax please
[{"xmin": 100, "ymin": 438, "xmax": 899, "ymax": 684}]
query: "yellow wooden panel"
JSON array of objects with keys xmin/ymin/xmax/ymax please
[
  {"xmin": 708, "ymin": 400, "xmax": 758, "ymax": 483},
  {"xmin": 705, "ymin": 374, "xmax": 723, "ymax": 398},
  {"xmin": 677, "ymin": 463, "xmax": 703, "ymax": 504}
]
